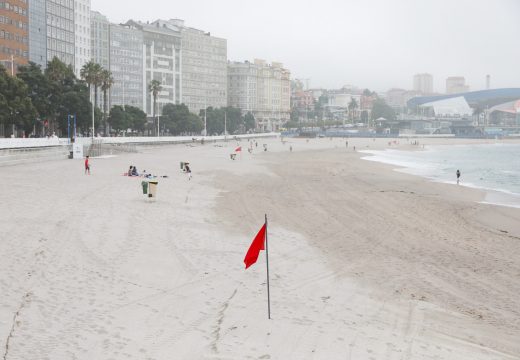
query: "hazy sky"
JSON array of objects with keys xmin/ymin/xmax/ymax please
[{"xmin": 91, "ymin": 0, "xmax": 520, "ymax": 93}]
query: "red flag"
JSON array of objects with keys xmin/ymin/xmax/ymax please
[
  {"xmin": 244, "ymin": 224, "xmax": 266, "ymax": 269},
  {"xmin": 235, "ymin": 146, "xmax": 242, "ymax": 152}
]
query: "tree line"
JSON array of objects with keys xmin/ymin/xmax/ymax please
[{"xmin": 1, "ymin": 58, "xmax": 259, "ymax": 138}]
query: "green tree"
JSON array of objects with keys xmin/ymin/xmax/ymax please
[
  {"xmin": 371, "ymin": 98, "xmax": 396, "ymax": 121},
  {"xmin": 100, "ymin": 69, "xmax": 114, "ymax": 134},
  {"xmin": 46, "ymin": 57, "xmax": 92, "ymax": 135},
  {"xmin": 162, "ymin": 103, "xmax": 203, "ymax": 135},
  {"xmin": 17, "ymin": 62, "xmax": 53, "ymax": 128},
  {"xmin": 80, "ymin": 61, "xmax": 102, "ymax": 110},
  {"xmin": 348, "ymin": 98, "xmax": 358, "ymax": 123},
  {"xmin": 244, "ymin": 112, "xmax": 256, "ymax": 131},
  {"xmin": 125, "ymin": 106, "xmax": 147, "ymax": 133},
  {"xmin": 201, "ymin": 107, "xmax": 244, "ymax": 135},
  {"xmin": 108, "ymin": 105, "xmax": 129, "ymax": 134},
  {"xmin": 148, "ymin": 80, "xmax": 162, "ymax": 135},
  {"xmin": 0, "ymin": 65, "xmax": 37, "ymax": 136},
  {"xmin": 223, "ymin": 106, "xmax": 243, "ymax": 134}
]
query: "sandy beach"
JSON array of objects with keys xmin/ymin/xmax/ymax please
[{"xmin": 1, "ymin": 137, "xmax": 519, "ymax": 360}]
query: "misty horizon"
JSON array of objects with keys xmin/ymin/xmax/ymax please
[{"xmin": 90, "ymin": 0, "xmax": 520, "ymax": 93}]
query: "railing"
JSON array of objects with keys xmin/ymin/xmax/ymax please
[
  {"xmin": 0, "ymin": 137, "xmax": 64, "ymax": 149},
  {"xmin": 0, "ymin": 133, "xmax": 279, "ymax": 150}
]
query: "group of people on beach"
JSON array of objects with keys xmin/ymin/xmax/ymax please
[{"xmin": 128, "ymin": 165, "xmax": 139, "ymax": 177}]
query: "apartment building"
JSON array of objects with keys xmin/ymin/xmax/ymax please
[
  {"xmin": 413, "ymin": 73, "xmax": 433, "ymax": 95},
  {"xmin": 46, "ymin": 0, "xmax": 74, "ymax": 66},
  {"xmin": 90, "ymin": 10, "xmax": 108, "ymax": 69},
  {"xmin": 446, "ymin": 76, "xmax": 470, "ymax": 94},
  {"xmin": 28, "ymin": 0, "xmax": 46, "ymax": 68},
  {"xmin": 74, "ymin": 0, "xmax": 90, "ymax": 77},
  {"xmin": 109, "ymin": 23, "xmax": 143, "ymax": 110},
  {"xmin": 124, "ymin": 19, "xmax": 181, "ymax": 116},
  {"xmin": 0, "ymin": 0, "xmax": 28, "ymax": 73},
  {"xmin": 228, "ymin": 59, "xmax": 291, "ymax": 131},
  {"xmin": 176, "ymin": 19, "xmax": 227, "ymax": 114}
]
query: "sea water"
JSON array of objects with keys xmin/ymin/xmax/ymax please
[{"xmin": 361, "ymin": 143, "xmax": 520, "ymax": 208}]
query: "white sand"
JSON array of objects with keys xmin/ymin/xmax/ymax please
[{"xmin": 0, "ymin": 137, "xmax": 519, "ymax": 359}]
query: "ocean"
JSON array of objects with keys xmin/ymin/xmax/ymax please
[{"xmin": 361, "ymin": 143, "xmax": 520, "ymax": 208}]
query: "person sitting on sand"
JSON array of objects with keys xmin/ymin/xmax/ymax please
[
  {"xmin": 132, "ymin": 166, "xmax": 139, "ymax": 176},
  {"xmin": 128, "ymin": 165, "xmax": 134, "ymax": 176}
]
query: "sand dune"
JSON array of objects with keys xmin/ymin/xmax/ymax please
[{"xmin": 0, "ymin": 137, "xmax": 519, "ymax": 359}]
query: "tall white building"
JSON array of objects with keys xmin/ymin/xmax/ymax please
[
  {"xmin": 125, "ymin": 20, "xmax": 181, "ymax": 117},
  {"xmin": 74, "ymin": 0, "xmax": 91, "ymax": 77},
  {"xmin": 175, "ymin": 19, "xmax": 227, "ymax": 114},
  {"xmin": 90, "ymin": 11, "xmax": 109, "ymax": 70},
  {"xmin": 446, "ymin": 76, "xmax": 470, "ymax": 94},
  {"xmin": 109, "ymin": 24, "xmax": 144, "ymax": 110},
  {"xmin": 413, "ymin": 73, "xmax": 433, "ymax": 95},
  {"xmin": 228, "ymin": 59, "xmax": 291, "ymax": 131}
]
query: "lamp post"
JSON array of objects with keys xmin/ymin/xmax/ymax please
[
  {"xmin": 204, "ymin": 99, "xmax": 207, "ymax": 137},
  {"xmin": 91, "ymin": 86, "xmax": 95, "ymax": 139}
]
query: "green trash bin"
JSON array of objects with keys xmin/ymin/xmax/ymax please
[{"xmin": 141, "ymin": 181, "xmax": 148, "ymax": 195}]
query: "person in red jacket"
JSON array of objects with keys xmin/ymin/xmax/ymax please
[{"xmin": 85, "ymin": 156, "xmax": 90, "ymax": 175}]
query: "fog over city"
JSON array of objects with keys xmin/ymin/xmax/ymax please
[{"xmin": 91, "ymin": 0, "xmax": 520, "ymax": 92}]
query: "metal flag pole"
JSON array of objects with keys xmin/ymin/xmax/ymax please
[{"xmin": 265, "ymin": 213, "xmax": 271, "ymax": 320}]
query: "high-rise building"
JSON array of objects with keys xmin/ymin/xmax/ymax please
[
  {"xmin": 28, "ymin": 0, "xmax": 47, "ymax": 68},
  {"xmin": 109, "ymin": 23, "xmax": 143, "ymax": 110},
  {"xmin": 74, "ymin": 0, "xmax": 90, "ymax": 77},
  {"xmin": 413, "ymin": 73, "xmax": 433, "ymax": 94},
  {"xmin": 0, "ymin": 0, "xmax": 29, "ymax": 73},
  {"xmin": 46, "ymin": 0, "xmax": 74, "ymax": 66},
  {"xmin": 228, "ymin": 59, "xmax": 291, "ymax": 131},
  {"xmin": 175, "ymin": 19, "xmax": 227, "ymax": 114},
  {"xmin": 90, "ymin": 11, "xmax": 109, "ymax": 69},
  {"xmin": 125, "ymin": 19, "xmax": 181, "ymax": 116},
  {"xmin": 446, "ymin": 76, "xmax": 469, "ymax": 94}
]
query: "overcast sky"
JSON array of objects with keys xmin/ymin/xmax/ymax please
[{"xmin": 91, "ymin": 0, "xmax": 520, "ymax": 93}]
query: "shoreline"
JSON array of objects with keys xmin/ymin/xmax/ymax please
[{"xmin": 360, "ymin": 141, "xmax": 520, "ymax": 210}]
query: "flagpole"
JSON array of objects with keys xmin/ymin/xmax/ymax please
[{"xmin": 265, "ymin": 213, "xmax": 271, "ymax": 320}]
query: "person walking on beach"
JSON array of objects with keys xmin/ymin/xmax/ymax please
[
  {"xmin": 456, "ymin": 169, "xmax": 461, "ymax": 184},
  {"xmin": 346, "ymin": 140, "xmax": 348, "ymax": 148},
  {"xmin": 185, "ymin": 163, "xmax": 192, "ymax": 180},
  {"xmin": 85, "ymin": 156, "xmax": 90, "ymax": 175}
]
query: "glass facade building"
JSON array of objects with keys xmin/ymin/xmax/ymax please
[
  {"xmin": 46, "ymin": 0, "xmax": 74, "ymax": 66},
  {"xmin": 109, "ymin": 24, "xmax": 144, "ymax": 110},
  {"xmin": 28, "ymin": 0, "xmax": 46, "ymax": 68}
]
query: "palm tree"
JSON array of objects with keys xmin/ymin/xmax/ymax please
[
  {"xmin": 80, "ymin": 61, "xmax": 103, "ymax": 111},
  {"xmin": 148, "ymin": 80, "xmax": 162, "ymax": 135},
  {"xmin": 348, "ymin": 98, "xmax": 358, "ymax": 124},
  {"xmin": 100, "ymin": 69, "xmax": 114, "ymax": 134}
]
